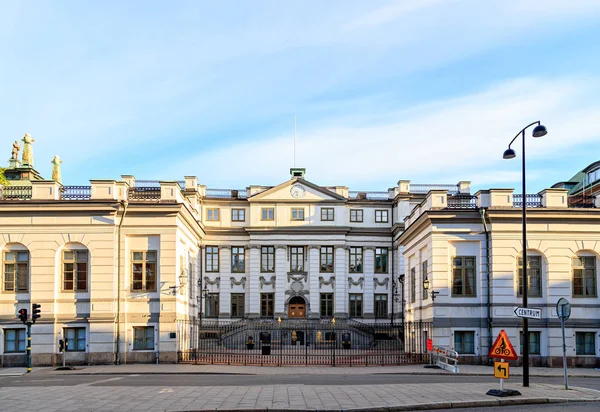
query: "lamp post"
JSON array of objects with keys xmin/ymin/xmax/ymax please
[
  {"xmin": 502, "ymin": 120, "xmax": 547, "ymax": 388},
  {"xmin": 391, "ymin": 278, "xmax": 401, "ymax": 326}
]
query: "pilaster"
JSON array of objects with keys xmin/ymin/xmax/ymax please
[
  {"xmin": 247, "ymin": 245, "xmax": 261, "ymax": 317},
  {"xmin": 274, "ymin": 245, "xmax": 287, "ymax": 317},
  {"xmin": 219, "ymin": 246, "xmax": 231, "ymax": 319},
  {"xmin": 334, "ymin": 245, "xmax": 348, "ymax": 318},
  {"xmin": 308, "ymin": 245, "xmax": 320, "ymax": 318},
  {"xmin": 363, "ymin": 247, "xmax": 375, "ymax": 318}
]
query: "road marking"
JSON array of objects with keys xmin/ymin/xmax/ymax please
[
  {"xmin": 159, "ymin": 388, "xmax": 174, "ymax": 393},
  {"xmin": 77, "ymin": 377, "xmax": 124, "ymax": 386},
  {"xmin": 129, "ymin": 374, "xmax": 141, "ymax": 377}
]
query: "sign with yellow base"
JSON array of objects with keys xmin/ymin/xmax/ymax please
[{"xmin": 494, "ymin": 361, "xmax": 509, "ymax": 379}]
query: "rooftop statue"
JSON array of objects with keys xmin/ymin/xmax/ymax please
[
  {"xmin": 51, "ymin": 155, "xmax": 62, "ymax": 184},
  {"xmin": 11, "ymin": 140, "xmax": 21, "ymax": 160},
  {"xmin": 21, "ymin": 133, "xmax": 34, "ymax": 167}
]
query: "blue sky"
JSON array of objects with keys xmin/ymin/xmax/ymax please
[{"xmin": 1, "ymin": 0, "xmax": 600, "ymax": 193}]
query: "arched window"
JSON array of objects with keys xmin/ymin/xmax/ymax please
[
  {"xmin": 62, "ymin": 244, "xmax": 88, "ymax": 291},
  {"xmin": 517, "ymin": 254, "xmax": 543, "ymax": 297},
  {"xmin": 3, "ymin": 244, "xmax": 29, "ymax": 292},
  {"xmin": 572, "ymin": 254, "xmax": 597, "ymax": 297}
]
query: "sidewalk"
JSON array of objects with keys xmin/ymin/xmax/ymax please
[
  {"xmin": 30, "ymin": 363, "xmax": 600, "ymax": 378},
  {"xmin": 0, "ymin": 380, "xmax": 599, "ymax": 411}
]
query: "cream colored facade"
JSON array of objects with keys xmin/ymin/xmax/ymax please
[{"xmin": 399, "ymin": 188, "xmax": 600, "ymax": 367}]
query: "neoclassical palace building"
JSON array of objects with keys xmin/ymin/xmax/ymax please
[{"xmin": 1, "ymin": 136, "xmax": 599, "ymax": 366}]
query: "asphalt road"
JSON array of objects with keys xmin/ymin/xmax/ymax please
[
  {"xmin": 447, "ymin": 403, "xmax": 600, "ymax": 412},
  {"xmin": 1, "ymin": 372, "xmax": 599, "ymax": 390}
]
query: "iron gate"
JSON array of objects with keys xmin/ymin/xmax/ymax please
[{"xmin": 177, "ymin": 319, "xmax": 432, "ymax": 366}]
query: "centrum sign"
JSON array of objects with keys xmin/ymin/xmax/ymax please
[{"xmin": 513, "ymin": 307, "xmax": 541, "ymax": 320}]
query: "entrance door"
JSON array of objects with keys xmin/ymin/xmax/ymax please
[{"xmin": 288, "ymin": 296, "xmax": 306, "ymax": 318}]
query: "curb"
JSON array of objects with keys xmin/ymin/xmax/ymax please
[
  {"xmin": 177, "ymin": 398, "xmax": 600, "ymax": 412},
  {"xmin": 377, "ymin": 371, "xmax": 600, "ymax": 379}
]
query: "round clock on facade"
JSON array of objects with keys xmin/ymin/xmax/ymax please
[{"xmin": 290, "ymin": 184, "xmax": 306, "ymax": 198}]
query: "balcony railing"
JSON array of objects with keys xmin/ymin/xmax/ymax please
[
  {"xmin": 2, "ymin": 186, "xmax": 32, "ymax": 200},
  {"xmin": 411, "ymin": 184, "xmax": 460, "ymax": 195},
  {"xmin": 205, "ymin": 189, "xmax": 248, "ymax": 199},
  {"xmin": 348, "ymin": 191, "xmax": 389, "ymax": 200},
  {"xmin": 135, "ymin": 180, "xmax": 185, "ymax": 189},
  {"xmin": 568, "ymin": 195, "xmax": 596, "ymax": 208},
  {"xmin": 61, "ymin": 186, "xmax": 91, "ymax": 200},
  {"xmin": 128, "ymin": 187, "xmax": 161, "ymax": 201},
  {"xmin": 513, "ymin": 194, "xmax": 543, "ymax": 208},
  {"xmin": 447, "ymin": 195, "xmax": 477, "ymax": 209}
]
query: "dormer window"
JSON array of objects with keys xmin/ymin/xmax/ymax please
[{"xmin": 587, "ymin": 169, "xmax": 599, "ymax": 185}]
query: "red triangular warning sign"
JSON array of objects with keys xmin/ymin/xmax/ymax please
[{"xmin": 489, "ymin": 329, "xmax": 518, "ymax": 360}]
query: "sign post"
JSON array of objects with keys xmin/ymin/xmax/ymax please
[
  {"xmin": 513, "ymin": 307, "xmax": 541, "ymax": 320},
  {"xmin": 557, "ymin": 298, "xmax": 571, "ymax": 390},
  {"xmin": 487, "ymin": 330, "xmax": 521, "ymax": 397}
]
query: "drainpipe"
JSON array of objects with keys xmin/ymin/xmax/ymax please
[
  {"xmin": 480, "ymin": 208, "xmax": 492, "ymax": 363},
  {"xmin": 115, "ymin": 200, "xmax": 129, "ymax": 365}
]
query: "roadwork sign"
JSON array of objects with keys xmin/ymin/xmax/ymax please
[
  {"xmin": 489, "ymin": 329, "xmax": 518, "ymax": 361},
  {"xmin": 494, "ymin": 361, "xmax": 509, "ymax": 379},
  {"xmin": 514, "ymin": 307, "xmax": 541, "ymax": 319}
]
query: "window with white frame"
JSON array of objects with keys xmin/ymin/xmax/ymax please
[
  {"xmin": 261, "ymin": 207, "xmax": 275, "ymax": 221},
  {"xmin": 64, "ymin": 327, "xmax": 86, "ymax": 352},
  {"xmin": 519, "ymin": 331, "xmax": 541, "ymax": 355},
  {"xmin": 3, "ymin": 250, "xmax": 29, "ymax": 292},
  {"xmin": 321, "ymin": 208, "xmax": 334, "ymax": 221},
  {"xmin": 3, "ymin": 328, "xmax": 26, "ymax": 353},
  {"xmin": 133, "ymin": 326, "xmax": 154, "ymax": 350},
  {"xmin": 573, "ymin": 256, "xmax": 597, "ymax": 297},
  {"xmin": 349, "ymin": 247, "xmax": 363, "ymax": 273},
  {"xmin": 517, "ymin": 256, "xmax": 542, "ymax": 297},
  {"xmin": 290, "ymin": 246, "xmax": 305, "ymax": 272},
  {"xmin": 231, "ymin": 209, "xmax": 245, "ymax": 222},
  {"xmin": 63, "ymin": 250, "xmax": 88, "ymax": 291},
  {"xmin": 350, "ymin": 209, "xmax": 363, "ymax": 223},
  {"xmin": 231, "ymin": 247, "xmax": 245, "ymax": 273},
  {"xmin": 206, "ymin": 208, "xmax": 220, "ymax": 221},
  {"xmin": 454, "ymin": 331, "xmax": 475, "ymax": 354},
  {"xmin": 131, "ymin": 251, "xmax": 157, "ymax": 292},
  {"xmin": 261, "ymin": 246, "xmax": 275, "ymax": 272},
  {"xmin": 205, "ymin": 247, "xmax": 219, "ymax": 272},
  {"xmin": 291, "ymin": 208, "xmax": 305, "ymax": 221},
  {"xmin": 375, "ymin": 209, "xmax": 388, "ymax": 223},
  {"xmin": 576, "ymin": 332, "xmax": 596, "ymax": 355}
]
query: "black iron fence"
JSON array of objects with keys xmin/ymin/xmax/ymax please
[{"xmin": 177, "ymin": 319, "xmax": 432, "ymax": 366}]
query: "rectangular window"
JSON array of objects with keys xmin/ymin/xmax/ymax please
[
  {"xmin": 133, "ymin": 326, "xmax": 154, "ymax": 350},
  {"xmin": 207, "ymin": 208, "xmax": 220, "ymax": 221},
  {"xmin": 576, "ymin": 332, "xmax": 596, "ymax": 355},
  {"xmin": 519, "ymin": 331, "xmax": 541, "ymax": 355},
  {"xmin": 350, "ymin": 209, "xmax": 363, "ymax": 223},
  {"xmin": 321, "ymin": 208, "xmax": 334, "ymax": 221},
  {"xmin": 260, "ymin": 293, "xmax": 274, "ymax": 317},
  {"xmin": 422, "ymin": 260, "xmax": 429, "ymax": 300},
  {"xmin": 291, "ymin": 208, "xmax": 305, "ymax": 221},
  {"xmin": 261, "ymin": 207, "xmax": 275, "ymax": 221},
  {"xmin": 517, "ymin": 256, "xmax": 542, "ymax": 297},
  {"xmin": 411, "ymin": 267, "xmax": 416, "ymax": 303},
  {"xmin": 452, "ymin": 256, "xmax": 476, "ymax": 297},
  {"xmin": 64, "ymin": 327, "xmax": 86, "ymax": 352},
  {"xmin": 3, "ymin": 329, "xmax": 26, "ymax": 353},
  {"xmin": 261, "ymin": 246, "xmax": 275, "ymax": 273},
  {"xmin": 231, "ymin": 209, "xmax": 246, "ymax": 222},
  {"xmin": 63, "ymin": 250, "xmax": 88, "ymax": 291},
  {"xmin": 320, "ymin": 247, "xmax": 334, "ymax": 273},
  {"xmin": 375, "ymin": 248, "xmax": 388, "ymax": 273},
  {"xmin": 3, "ymin": 251, "xmax": 29, "ymax": 292},
  {"xmin": 349, "ymin": 247, "xmax": 363, "ymax": 273},
  {"xmin": 349, "ymin": 294, "xmax": 363, "ymax": 317},
  {"xmin": 205, "ymin": 293, "xmax": 219, "ymax": 318},
  {"xmin": 131, "ymin": 251, "xmax": 157, "ymax": 292},
  {"xmin": 375, "ymin": 209, "xmax": 389, "ymax": 223},
  {"xmin": 231, "ymin": 293, "xmax": 245, "ymax": 318},
  {"xmin": 375, "ymin": 294, "xmax": 388, "ymax": 318},
  {"xmin": 320, "ymin": 293, "xmax": 334, "ymax": 317},
  {"xmin": 454, "ymin": 331, "xmax": 475, "ymax": 354},
  {"xmin": 231, "ymin": 247, "xmax": 245, "ymax": 273},
  {"xmin": 573, "ymin": 256, "xmax": 597, "ymax": 297},
  {"xmin": 290, "ymin": 246, "xmax": 305, "ymax": 272},
  {"xmin": 205, "ymin": 247, "xmax": 219, "ymax": 272}
]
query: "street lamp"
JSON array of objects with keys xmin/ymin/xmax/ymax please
[
  {"xmin": 503, "ymin": 120, "xmax": 547, "ymax": 388},
  {"xmin": 391, "ymin": 278, "xmax": 401, "ymax": 326},
  {"xmin": 422, "ymin": 278, "xmax": 439, "ymax": 302}
]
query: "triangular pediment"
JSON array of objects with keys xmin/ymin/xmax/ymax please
[{"xmin": 249, "ymin": 178, "xmax": 345, "ymax": 202}]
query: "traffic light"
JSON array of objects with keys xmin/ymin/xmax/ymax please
[
  {"xmin": 59, "ymin": 339, "xmax": 64, "ymax": 352},
  {"xmin": 18, "ymin": 308, "xmax": 27, "ymax": 324},
  {"xmin": 32, "ymin": 303, "xmax": 41, "ymax": 323}
]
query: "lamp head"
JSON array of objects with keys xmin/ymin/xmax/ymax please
[
  {"xmin": 503, "ymin": 148, "xmax": 516, "ymax": 159},
  {"xmin": 532, "ymin": 124, "xmax": 547, "ymax": 138},
  {"xmin": 423, "ymin": 278, "xmax": 430, "ymax": 290}
]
